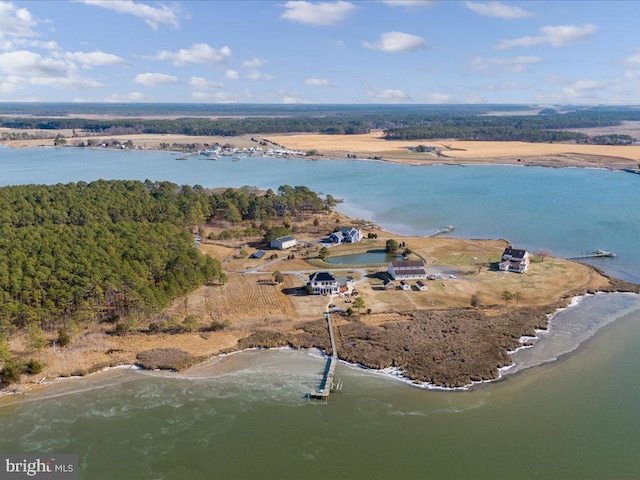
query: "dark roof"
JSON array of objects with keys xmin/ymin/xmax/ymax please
[
  {"xmin": 503, "ymin": 247, "xmax": 527, "ymax": 259},
  {"xmin": 391, "ymin": 260, "xmax": 425, "ymax": 268},
  {"xmin": 275, "ymin": 235, "xmax": 295, "ymax": 242},
  {"xmin": 309, "ymin": 271, "xmax": 337, "ymax": 282}
]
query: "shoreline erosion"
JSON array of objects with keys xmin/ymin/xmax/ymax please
[
  {"xmin": 3, "ymin": 289, "xmax": 639, "ymax": 403},
  {"xmin": 4, "ymin": 264, "xmax": 637, "ymax": 398}
]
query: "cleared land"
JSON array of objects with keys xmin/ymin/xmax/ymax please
[{"xmin": 267, "ymin": 132, "xmax": 640, "ymax": 169}]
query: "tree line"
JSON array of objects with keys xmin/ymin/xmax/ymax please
[
  {"xmin": 382, "ymin": 111, "xmax": 640, "ymax": 144},
  {"xmin": 0, "ymin": 181, "xmax": 329, "ymax": 342}
]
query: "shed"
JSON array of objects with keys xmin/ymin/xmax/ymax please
[{"xmin": 270, "ymin": 235, "xmax": 297, "ymax": 250}]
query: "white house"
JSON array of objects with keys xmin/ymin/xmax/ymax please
[
  {"xmin": 308, "ymin": 271, "xmax": 340, "ymax": 295},
  {"xmin": 270, "ymin": 235, "xmax": 297, "ymax": 250},
  {"xmin": 400, "ymin": 280, "xmax": 411, "ymax": 291},
  {"xmin": 388, "ymin": 260, "xmax": 427, "ymax": 280},
  {"xmin": 416, "ymin": 281, "xmax": 428, "ymax": 291},
  {"xmin": 329, "ymin": 226, "xmax": 362, "ymax": 244},
  {"xmin": 498, "ymin": 247, "xmax": 530, "ymax": 273}
]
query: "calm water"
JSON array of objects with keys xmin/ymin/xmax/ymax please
[{"xmin": 1, "ymin": 148, "xmax": 640, "ymax": 479}]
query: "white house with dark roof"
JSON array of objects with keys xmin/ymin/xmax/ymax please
[
  {"xmin": 329, "ymin": 226, "xmax": 362, "ymax": 244},
  {"xmin": 388, "ymin": 260, "xmax": 427, "ymax": 280},
  {"xmin": 498, "ymin": 247, "xmax": 530, "ymax": 273},
  {"xmin": 308, "ymin": 271, "xmax": 340, "ymax": 295},
  {"xmin": 270, "ymin": 235, "xmax": 297, "ymax": 250}
]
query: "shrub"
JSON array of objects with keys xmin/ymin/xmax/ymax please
[
  {"xmin": 471, "ymin": 293, "xmax": 480, "ymax": 308},
  {"xmin": 56, "ymin": 329, "xmax": 71, "ymax": 348},
  {"xmin": 24, "ymin": 359, "xmax": 44, "ymax": 375},
  {"xmin": 208, "ymin": 319, "xmax": 230, "ymax": 332},
  {"xmin": 182, "ymin": 315, "xmax": 200, "ymax": 332},
  {"xmin": 1, "ymin": 360, "xmax": 22, "ymax": 385}
]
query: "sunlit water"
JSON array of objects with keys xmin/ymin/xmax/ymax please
[{"xmin": 1, "ymin": 148, "xmax": 639, "ymax": 479}]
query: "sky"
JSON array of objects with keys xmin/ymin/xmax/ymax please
[{"xmin": 0, "ymin": 0, "xmax": 639, "ymax": 105}]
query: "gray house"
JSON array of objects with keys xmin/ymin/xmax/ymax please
[{"xmin": 329, "ymin": 226, "xmax": 362, "ymax": 244}]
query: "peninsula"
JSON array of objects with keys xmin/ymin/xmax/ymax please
[{"xmin": 1, "ymin": 180, "xmax": 637, "ymax": 392}]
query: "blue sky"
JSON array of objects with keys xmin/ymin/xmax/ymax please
[{"xmin": 0, "ymin": 0, "xmax": 639, "ymax": 104}]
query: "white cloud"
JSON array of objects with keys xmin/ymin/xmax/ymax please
[
  {"xmin": 471, "ymin": 55, "xmax": 543, "ymax": 74},
  {"xmin": 2, "ymin": 39, "xmax": 60, "ymax": 51},
  {"xmin": 363, "ymin": 31, "xmax": 428, "ymax": 53},
  {"xmin": 366, "ymin": 86, "xmax": 410, "ymax": 103},
  {"xmin": 282, "ymin": 95, "xmax": 309, "ymax": 104},
  {"xmin": 0, "ymin": 50, "xmax": 70, "ymax": 77},
  {"xmin": 0, "ymin": 2, "xmax": 38, "ymax": 38},
  {"xmin": 496, "ymin": 24, "xmax": 597, "ymax": 49},
  {"xmin": 191, "ymin": 91, "xmax": 238, "ymax": 103},
  {"xmin": 465, "ymin": 1, "xmax": 532, "ymax": 19},
  {"xmin": 154, "ymin": 43, "xmax": 231, "ymax": 66},
  {"xmin": 134, "ymin": 72, "xmax": 180, "ymax": 86},
  {"xmin": 77, "ymin": 0, "xmax": 180, "ymax": 30},
  {"xmin": 305, "ymin": 77, "xmax": 337, "ymax": 88},
  {"xmin": 0, "ymin": 78, "xmax": 23, "ymax": 94},
  {"xmin": 626, "ymin": 50, "xmax": 640, "ymax": 67},
  {"xmin": 66, "ymin": 50, "xmax": 131, "ymax": 68},
  {"xmin": 423, "ymin": 92, "xmax": 455, "ymax": 103},
  {"xmin": 29, "ymin": 76, "xmax": 104, "ymax": 89},
  {"xmin": 242, "ymin": 57, "xmax": 264, "ymax": 68},
  {"xmin": 382, "ymin": 1, "xmax": 434, "ymax": 8},
  {"xmin": 225, "ymin": 69, "xmax": 240, "ymax": 80},
  {"xmin": 189, "ymin": 76, "xmax": 223, "ymax": 89},
  {"xmin": 105, "ymin": 91, "xmax": 154, "ymax": 102},
  {"xmin": 0, "ymin": 50, "xmax": 105, "ymax": 91},
  {"xmin": 563, "ymin": 79, "xmax": 606, "ymax": 97},
  {"xmin": 280, "ymin": 1, "xmax": 356, "ymax": 26},
  {"xmin": 244, "ymin": 70, "xmax": 275, "ymax": 81}
]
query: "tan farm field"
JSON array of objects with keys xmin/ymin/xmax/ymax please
[{"xmin": 268, "ymin": 132, "xmax": 640, "ymax": 169}]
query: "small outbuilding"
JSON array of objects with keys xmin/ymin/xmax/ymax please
[
  {"xmin": 416, "ymin": 281, "xmax": 428, "ymax": 291},
  {"xmin": 400, "ymin": 280, "xmax": 411, "ymax": 291},
  {"xmin": 270, "ymin": 235, "xmax": 297, "ymax": 250},
  {"xmin": 388, "ymin": 260, "xmax": 427, "ymax": 280}
]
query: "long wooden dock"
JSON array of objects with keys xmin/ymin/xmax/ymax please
[
  {"xmin": 308, "ymin": 312, "xmax": 342, "ymax": 401},
  {"xmin": 428, "ymin": 225, "xmax": 454, "ymax": 237},
  {"xmin": 566, "ymin": 249, "xmax": 616, "ymax": 260}
]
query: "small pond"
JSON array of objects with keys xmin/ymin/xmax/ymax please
[{"xmin": 324, "ymin": 250, "xmax": 401, "ymax": 265}]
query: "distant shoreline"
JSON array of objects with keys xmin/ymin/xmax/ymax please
[{"xmin": 3, "ymin": 131, "xmax": 640, "ymax": 172}]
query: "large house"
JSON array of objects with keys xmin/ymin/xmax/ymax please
[
  {"xmin": 388, "ymin": 260, "xmax": 427, "ymax": 280},
  {"xmin": 329, "ymin": 226, "xmax": 362, "ymax": 244},
  {"xmin": 308, "ymin": 271, "xmax": 340, "ymax": 295},
  {"xmin": 270, "ymin": 235, "xmax": 297, "ymax": 250},
  {"xmin": 498, "ymin": 247, "xmax": 530, "ymax": 273}
]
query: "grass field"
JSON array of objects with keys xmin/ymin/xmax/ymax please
[{"xmin": 267, "ymin": 132, "xmax": 640, "ymax": 168}]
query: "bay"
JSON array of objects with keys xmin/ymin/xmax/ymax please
[{"xmin": 1, "ymin": 147, "xmax": 639, "ymax": 479}]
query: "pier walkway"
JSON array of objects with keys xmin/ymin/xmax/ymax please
[
  {"xmin": 566, "ymin": 250, "xmax": 616, "ymax": 260},
  {"xmin": 308, "ymin": 309, "xmax": 342, "ymax": 402},
  {"xmin": 428, "ymin": 225, "xmax": 454, "ymax": 237}
]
